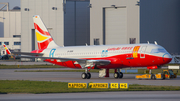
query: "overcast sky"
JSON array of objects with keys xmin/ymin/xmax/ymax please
[{"xmin": 0, "ymin": 0, "xmax": 20, "ymax": 10}]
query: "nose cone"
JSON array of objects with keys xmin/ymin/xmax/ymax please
[{"xmin": 163, "ymin": 53, "xmax": 172, "ymax": 63}]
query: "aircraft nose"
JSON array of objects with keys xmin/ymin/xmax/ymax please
[{"xmin": 163, "ymin": 53, "xmax": 172, "ymax": 63}]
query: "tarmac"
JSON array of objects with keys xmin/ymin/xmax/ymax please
[
  {"xmin": 0, "ymin": 61, "xmax": 51, "ymax": 65},
  {"xmin": 0, "ymin": 62, "xmax": 180, "ymax": 101},
  {"xmin": 0, "ymin": 68, "xmax": 180, "ymax": 86},
  {"xmin": 0, "ymin": 91, "xmax": 180, "ymax": 101}
]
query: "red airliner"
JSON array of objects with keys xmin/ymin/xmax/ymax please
[{"xmin": 3, "ymin": 15, "xmax": 172, "ymax": 79}]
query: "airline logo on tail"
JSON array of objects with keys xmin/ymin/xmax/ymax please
[
  {"xmin": 2, "ymin": 42, "xmax": 11, "ymax": 55},
  {"xmin": 33, "ymin": 15, "xmax": 55, "ymax": 49}
]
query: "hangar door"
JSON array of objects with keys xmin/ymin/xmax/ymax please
[{"xmin": 105, "ymin": 7, "xmax": 127, "ymax": 45}]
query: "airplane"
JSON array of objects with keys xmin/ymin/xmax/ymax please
[
  {"xmin": 3, "ymin": 15, "xmax": 172, "ymax": 79},
  {"xmin": 2, "ymin": 42, "xmax": 11, "ymax": 55}
]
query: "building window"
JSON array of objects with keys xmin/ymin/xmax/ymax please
[
  {"xmin": 13, "ymin": 35, "xmax": 21, "ymax": 38},
  {"xmin": 0, "ymin": 42, "xmax": 1, "ymax": 45},
  {"xmin": 94, "ymin": 38, "xmax": 100, "ymax": 45},
  {"xmin": 14, "ymin": 42, "xmax": 21, "ymax": 45},
  {"xmin": 4, "ymin": 42, "xmax": 9, "ymax": 45},
  {"xmin": 52, "ymin": 7, "xmax": 57, "ymax": 10},
  {"xmin": 129, "ymin": 38, "xmax": 136, "ymax": 44},
  {"xmin": 24, "ymin": 8, "xmax": 29, "ymax": 11}
]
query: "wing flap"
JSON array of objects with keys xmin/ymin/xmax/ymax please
[
  {"xmin": 19, "ymin": 55, "xmax": 111, "ymax": 68},
  {"xmin": 19, "ymin": 55, "xmax": 87, "ymax": 61}
]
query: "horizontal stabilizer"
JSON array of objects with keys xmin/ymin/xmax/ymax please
[{"xmin": 12, "ymin": 52, "xmax": 44, "ymax": 56}]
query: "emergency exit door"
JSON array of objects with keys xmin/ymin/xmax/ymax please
[{"xmin": 140, "ymin": 46, "xmax": 147, "ymax": 58}]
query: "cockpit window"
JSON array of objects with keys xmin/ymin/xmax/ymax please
[{"xmin": 151, "ymin": 48, "xmax": 167, "ymax": 53}]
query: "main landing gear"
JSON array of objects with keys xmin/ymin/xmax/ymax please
[
  {"xmin": 114, "ymin": 69, "xmax": 123, "ymax": 79},
  {"xmin": 81, "ymin": 68, "xmax": 91, "ymax": 79},
  {"xmin": 81, "ymin": 68, "xmax": 123, "ymax": 79}
]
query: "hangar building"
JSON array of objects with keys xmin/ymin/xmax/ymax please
[
  {"xmin": 140, "ymin": 0, "xmax": 180, "ymax": 55},
  {"xmin": 1, "ymin": 0, "xmax": 180, "ymax": 56},
  {"xmin": 21, "ymin": 0, "xmax": 139, "ymax": 53},
  {"xmin": 90, "ymin": 0, "xmax": 180, "ymax": 55},
  {"xmin": 90, "ymin": 0, "xmax": 139, "ymax": 45},
  {"xmin": 21, "ymin": 0, "xmax": 90, "ymax": 52},
  {"xmin": 0, "ymin": 5, "xmax": 21, "ymax": 55}
]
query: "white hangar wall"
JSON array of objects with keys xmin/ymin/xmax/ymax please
[
  {"xmin": 0, "ymin": 11, "xmax": 21, "ymax": 53},
  {"xmin": 21, "ymin": 0, "xmax": 64, "ymax": 52},
  {"xmin": 21, "ymin": 0, "xmax": 90, "ymax": 53},
  {"xmin": 90, "ymin": 0, "xmax": 140, "ymax": 45},
  {"xmin": 0, "ymin": 11, "xmax": 21, "ymax": 38}
]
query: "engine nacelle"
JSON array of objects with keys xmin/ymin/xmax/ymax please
[{"xmin": 147, "ymin": 66, "xmax": 161, "ymax": 69}]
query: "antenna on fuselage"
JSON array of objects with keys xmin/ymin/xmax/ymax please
[
  {"xmin": 86, "ymin": 43, "xmax": 88, "ymax": 46},
  {"xmin": 154, "ymin": 41, "xmax": 158, "ymax": 45},
  {"xmin": 147, "ymin": 41, "xmax": 149, "ymax": 44}
]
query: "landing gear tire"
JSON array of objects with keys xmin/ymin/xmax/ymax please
[
  {"xmin": 114, "ymin": 72, "xmax": 119, "ymax": 79},
  {"xmin": 87, "ymin": 73, "xmax": 91, "ymax": 79},
  {"xmin": 81, "ymin": 73, "xmax": 87, "ymax": 79},
  {"xmin": 151, "ymin": 74, "xmax": 156, "ymax": 80},
  {"xmin": 119, "ymin": 72, "xmax": 123, "ymax": 78},
  {"xmin": 162, "ymin": 75, "xmax": 165, "ymax": 80}
]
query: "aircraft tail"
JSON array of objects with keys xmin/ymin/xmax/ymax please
[
  {"xmin": 2, "ymin": 42, "xmax": 11, "ymax": 55},
  {"xmin": 33, "ymin": 15, "xmax": 59, "ymax": 49}
]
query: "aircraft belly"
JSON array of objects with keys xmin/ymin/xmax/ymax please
[{"xmin": 44, "ymin": 51, "xmax": 168, "ymax": 69}]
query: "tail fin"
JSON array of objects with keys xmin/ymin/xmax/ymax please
[
  {"xmin": 2, "ymin": 42, "xmax": 11, "ymax": 55},
  {"xmin": 33, "ymin": 15, "xmax": 59, "ymax": 49}
]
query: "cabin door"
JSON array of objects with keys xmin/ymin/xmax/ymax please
[{"xmin": 140, "ymin": 46, "xmax": 147, "ymax": 58}]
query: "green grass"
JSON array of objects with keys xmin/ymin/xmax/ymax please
[
  {"xmin": 0, "ymin": 65, "xmax": 63, "ymax": 69},
  {"xmin": 163, "ymin": 63, "xmax": 180, "ymax": 66},
  {"xmin": 0, "ymin": 80, "xmax": 180, "ymax": 94}
]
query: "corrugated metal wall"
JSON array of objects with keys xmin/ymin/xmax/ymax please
[
  {"xmin": 105, "ymin": 7, "xmax": 127, "ymax": 45},
  {"xmin": 90, "ymin": 0, "xmax": 140, "ymax": 45},
  {"xmin": 64, "ymin": 0, "xmax": 90, "ymax": 46},
  {"xmin": 140, "ymin": 0, "xmax": 180, "ymax": 54}
]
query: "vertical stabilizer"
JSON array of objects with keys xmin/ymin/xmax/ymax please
[
  {"xmin": 2, "ymin": 42, "xmax": 11, "ymax": 55},
  {"xmin": 33, "ymin": 15, "xmax": 59, "ymax": 49}
]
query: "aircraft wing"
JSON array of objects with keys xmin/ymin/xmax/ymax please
[
  {"xmin": 19, "ymin": 55, "xmax": 111, "ymax": 68},
  {"xmin": 12, "ymin": 52, "xmax": 44, "ymax": 56}
]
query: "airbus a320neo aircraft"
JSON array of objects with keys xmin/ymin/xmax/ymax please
[{"xmin": 4, "ymin": 15, "xmax": 172, "ymax": 79}]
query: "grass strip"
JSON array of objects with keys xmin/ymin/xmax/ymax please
[{"xmin": 0, "ymin": 80, "xmax": 180, "ymax": 94}]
